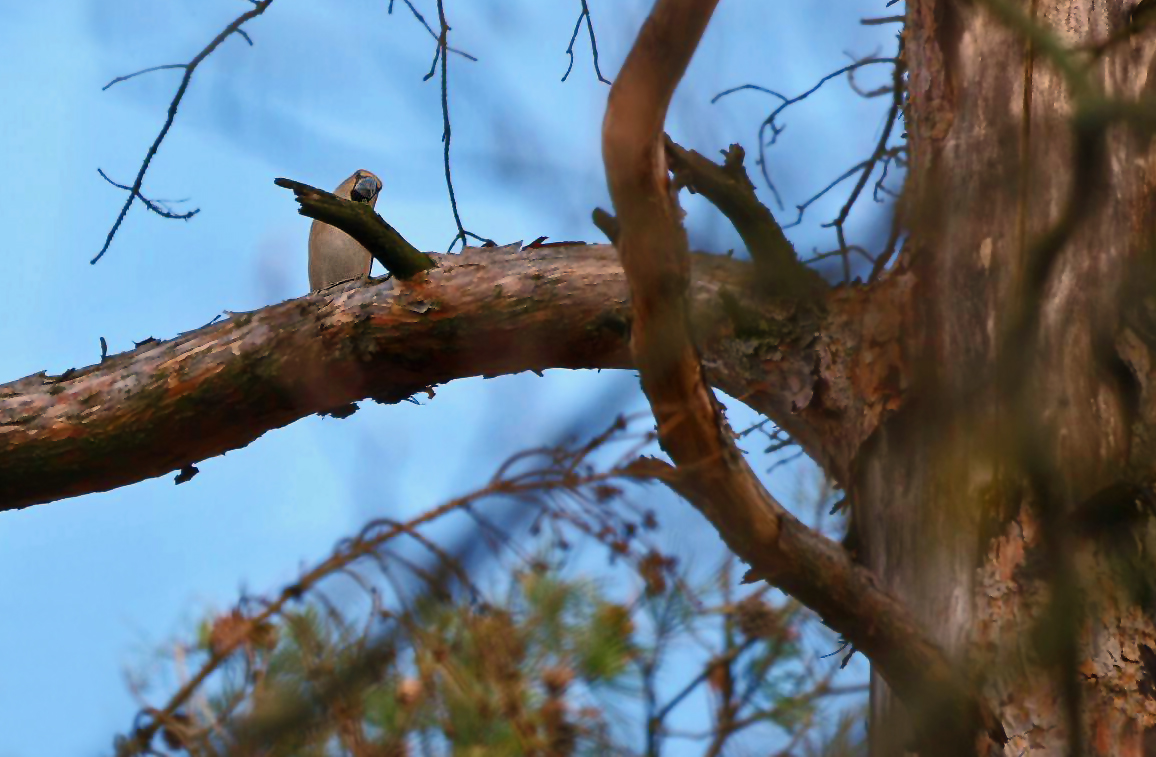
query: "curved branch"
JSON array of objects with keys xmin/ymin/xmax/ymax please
[{"xmin": 601, "ymin": 0, "xmax": 1005, "ymax": 752}]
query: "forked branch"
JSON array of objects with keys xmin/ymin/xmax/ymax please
[
  {"xmin": 94, "ymin": 0, "xmax": 275, "ymax": 263},
  {"xmin": 601, "ymin": 0, "xmax": 1005, "ymax": 751}
]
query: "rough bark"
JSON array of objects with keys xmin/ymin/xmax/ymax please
[
  {"xmin": 856, "ymin": 0, "xmax": 1156, "ymax": 753},
  {"xmin": 0, "ymin": 244, "xmax": 898, "ymax": 512}
]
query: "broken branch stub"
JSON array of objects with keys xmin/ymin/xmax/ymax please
[
  {"xmin": 665, "ymin": 136, "xmax": 825, "ymax": 300},
  {"xmin": 274, "ymin": 178, "xmax": 435, "ymax": 279}
]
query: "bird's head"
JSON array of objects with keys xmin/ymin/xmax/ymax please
[{"xmin": 340, "ymin": 169, "xmax": 383, "ymax": 206}]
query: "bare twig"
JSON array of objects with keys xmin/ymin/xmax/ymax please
[
  {"xmin": 429, "ymin": 0, "xmax": 493, "ymax": 252},
  {"xmin": 714, "ymin": 41, "xmax": 907, "ymax": 284},
  {"xmin": 98, "ymin": 169, "xmax": 199, "ymax": 221},
  {"xmin": 102, "ymin": 63, "xmax": 188, "ymax": 91},
  {"xmin": 562, "ymin": 0, "xmax": 612, "ymax": 84},
  {"xmin": 93, "ymin": 0, "xmax": 275, "ymax": 264},
  {"xmin": 387, "ymin": 0, "xmax": 477, "ymax": 62},
  {"xmin": 712, "ymin": 56, "xmax": 897, "ymax": 210},
  {"xmin": 653, "ymin": 637, "xmax": 759, "ymax": 726},
  {"xmin": 803, "ymin": 43, "xmax": 906, "ymax": 282},
  {"xmin": 868, "ymin": 199, "xmax": 905, "ymax": 281}
]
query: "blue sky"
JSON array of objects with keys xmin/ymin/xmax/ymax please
[{"xmin": 0, "ymin": 2, "xmax": 897, "ymax": 754}]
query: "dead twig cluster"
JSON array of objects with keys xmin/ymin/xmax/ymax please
[{"xmin": 714, "ymin": 45, "xmax": 907, "ymax": 283}]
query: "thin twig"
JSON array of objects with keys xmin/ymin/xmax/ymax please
[
  {"xmin": 868, "ymin": 200, "xmax": 905, "ymax": 281},
  {"xmin": 431, "ymin": 0, "xmax": 492, "ymax": 252},
  {"xmin": 94, "ymin": 0, "xmax": 274, "ymax": 264},
  {"xmin": 653, "ymin": 637, "xmax": 759, "ymax": 725},
  {"xmin": 804, "ymin": 46, "xmax": 906, "ymax": 281},
  {"xmin": 98, "ymin": 168, "xmax": 199, "ymax": 221},
  {"xmin": 562, "ymin": 0, "xmax": 611, "ymax": 84},
  {"xmin": 102, "ymin": 63, "xmax": 188, "ymax": 91},
  {"xmin": 712, "ymin": 57, "xmax": 897, "ymax": 210},
  {"xmin": 388, "ymin": 0, "xmax": 477, "ymax": 61}
]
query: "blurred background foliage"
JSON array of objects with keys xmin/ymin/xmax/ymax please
[{"xmin": 114, "ymin": 424, "xmax": 868, "ymax": 756}]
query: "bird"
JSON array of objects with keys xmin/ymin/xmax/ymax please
[{"xmin": 308, "ymin": 169, "xmax": 383, "ymax": 291}]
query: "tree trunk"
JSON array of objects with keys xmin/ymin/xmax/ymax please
[{"xmin": 861, "ymin": 0, "xmax": 1156, "ymax": 753}]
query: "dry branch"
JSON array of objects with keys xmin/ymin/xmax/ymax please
[
  {"xmin": 274, "ymin": 178, "xmax": 435, "ymax": 279},
  {"xmin": 601, "ymin": 0, "xmax": 1004, "ymax": 752}
]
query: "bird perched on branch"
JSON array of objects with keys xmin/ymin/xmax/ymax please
[{"xmin": 308, "ymin": 169, "xmax": 383, "ymax": 290}]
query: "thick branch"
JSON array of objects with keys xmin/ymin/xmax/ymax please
[
  {"xmin": 664, "ymin": 136, "xmax": 825, "ymax": 299},
  {"xmin": 274, "ymin": 178, "xmax": 436, "ymax": 279},
  {"xmin": 601, "ymin": 0, "xmax": 1004, "ymax": 752},
  {"xmin": 1, "ymin": 246, "xmax": 829, "ymax": 512}
]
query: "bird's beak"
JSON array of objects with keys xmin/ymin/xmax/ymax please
[{"xmin": 351, "ymin": 175, "xmax": 381, "ymax": 203}]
